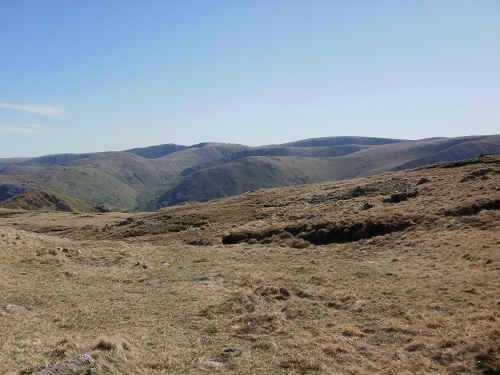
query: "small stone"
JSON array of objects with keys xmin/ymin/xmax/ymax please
[
  {"xmin": 390, "ymin": 192, "xmax": 408, "ymax": 202},
  {"xmin": 3, "ymin": 304, "xmax": 26, "ymax": 311},
  {"xmin": 362, "ymin": 202, "xmax": 373, "ymax": 210},
  {"xmin": 88, "ymin": 364, "xmax": 102, "ymax": 374},
  {"xmin": 205, "ymin": 360, "xmax": 224, "ymax": 367},
  {"xmin": 416, "ymin": 177, "xmax": 430, "ymax": 185}
]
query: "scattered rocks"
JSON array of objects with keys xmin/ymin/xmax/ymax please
[
  {"xmin": 3, "ymin": 304, "xmax": 26, "ymax": 311},
  {"xmin": 51, "ymin": 247, "xmax": 81, "ymax": 255},
  {"xmin": 30, "ymin": 353, "xmax": 98, "ymax": 375},
  {"xmin": 117, "ymin": 217, "xmax": 135, "ymax": 226},
  {"xmin": 460, "ymin": 169, "xmax": 496, "ymax": 183},
  {"xmin": 147, "ymin": 219, "xmax": 164, "ymax": 226}
]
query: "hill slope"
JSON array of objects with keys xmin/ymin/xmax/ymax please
[
  {"xmin": 0, "ymin": 189, "xmax": 112, "ymax": 213},
  {"xmin": 0, "ymin": 155, "xmax": 498, "ymax": 374},
  {"xmin": 0, "ymin": 135, "xmax": 499, "ymax": 210},
  {"xmin": 153, "ymin": 135, "xmax": 500, "ymax": 206}
]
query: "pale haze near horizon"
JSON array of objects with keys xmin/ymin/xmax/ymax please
[{"xmin": 1, "ymin": 1, "xmax": 499, "ymax": 158}]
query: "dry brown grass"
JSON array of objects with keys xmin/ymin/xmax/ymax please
[{"xmin": 0, "ymin": 155, "xmax": 499, "ymax": 374}]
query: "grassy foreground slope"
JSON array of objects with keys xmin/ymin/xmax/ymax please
[{"xmin": 0, "ymin": 154, "xmax": 498, "ymax": 374}]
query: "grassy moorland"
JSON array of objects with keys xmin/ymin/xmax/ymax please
[{"xmin": 0, "ymin": 155, "xmax": 498, "ymax": 374}]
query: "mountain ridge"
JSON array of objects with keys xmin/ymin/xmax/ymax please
[{"xmin": 0, "ymin": 135, "xmax": 498, "ymax": 210}]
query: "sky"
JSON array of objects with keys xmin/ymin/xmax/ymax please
[{"xmin": 1, "ymin": 1, "xmax": 499, "ymax": 157}]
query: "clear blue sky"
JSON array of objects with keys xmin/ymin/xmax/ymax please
[{"xmin": 1, "ymin": 0, "xmax": 499, "ymax": 157}]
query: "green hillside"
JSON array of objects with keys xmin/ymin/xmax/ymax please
[
  {"xmin": 153, "ymin": 135, "xmax": 500, "ymax": 207},
  {"xmin": 0, "ymin": 135, "xmax": 499, "ymax": 210},
  {"xmin": 0, "ymin": 189, "xmax": 113, "ymax": 213}
]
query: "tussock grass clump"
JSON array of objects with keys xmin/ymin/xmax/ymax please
[
  {"xmin": 425, "ymin": 315, "xmax": 447, "ymax": 329},
  {"xmin": 254, "ymin": 285, "xmax": 291, "ymax": 300},
  {"xmin": 340, "ymin": 324, "xmax": 365, "ymax": 337},
  {"xmin": 281, "ymin": 299, "xmax": 325, "ymax": 320},
  {"xmin": 405, "ymin": 337, "xmax": 432, "ymax": 352},
  {"xmin": 231, "ymin": 312, "xmax": 286, "ymax": 335},
  {"xmin": 279, "ymin": 355, "xmax": 322, "ymax": 372},
  {"xmin": 200, "ymin": 291, "xmax": 257, "ymax": 318},
  {"xmin": 94, "ymin": 337, "xmax": 120, "ymax": 351}
]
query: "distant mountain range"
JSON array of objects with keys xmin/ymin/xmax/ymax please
[{"xmin": 1, "ymin": 135, "xmax": 499, "ymax": 211}]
